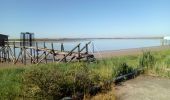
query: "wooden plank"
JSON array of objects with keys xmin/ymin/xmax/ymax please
[
  {"xmin": 9, "ymin": 45, "xmax": 83, "ymax": 55},
  {"xmin": 14, "ymin": 50, "xmax": 22, "ymax": 64},
  {"xmin": 80, "ymin": 41, "xmax": 91, "ymax": 52},
  {"xmin": 36, "ymin": 52, "xmax": 50, "ymax": 65},
  {"xmin": 58, "ymin": 43, "xmax": 81, "ymax": 62}
]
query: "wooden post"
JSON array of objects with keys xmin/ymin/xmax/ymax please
[
  {"xmin": 61, "ymin": 43, "xmax": 66, "ymax": 62},
  {"xmin": 33, "ymin": 48, "xmax": 36, "ymax": 63},
  {"xmin": 78, "ymin": 44, "xmax": 80, "ymax": 62},
  {"xmin": 4, "ymin": 47, "xmax": 7, "ymax": 62},
  {"xmin": 23, "ymin": 47, "xmax": 26, "ymax": 65},
  {"xmin": 6, "ymin": 43, "xmax": 10, "ymax": 62},
  {"xmin": 92, "ymin": 42, "xmax": 95, "ymax": 53},
  {"xmin": 13, "ymin": 41, "xmax": 16, "ymax": 62},
  {"xmin": 2, "ymin": 47, "xmax": 4, "ymax": 62},
  {"xmin": 30, "ymin": 48, "xmax": 32, "ymax": 64},
  {"xmin": 36, "ymin": 42, "xmax": 39, "ymax": 63},
  {"xmin": 51, "ymin": 43, "xmax": 55, "ymax": 62},
  {"xmin": 0, "ymin": 47, "xmax": 2, "ymax": 62},
  {"xmin": 21, "ymin": 48, "xmax": 23, "ymax": 63},
  {"xmin": 44, "ymin": 42, "xmax": 47, "ymax": 63},
  {"xmin": 29, "ymin": 42, "xmax": 33, "ymax": 64},
  {"xmin": 86, "ymin": 43, "xmax": 88, "ymax": 54},
  {"xmin": 86, "ymin": 43, "xmax": 89, "ymax": 61},
  {"xmin": 0, "ymin": 48, "xmax": 1, "ymax": 62},
  {"xmin": 61, "ymin": 43, "xmax": 64, "ymax": 52}
]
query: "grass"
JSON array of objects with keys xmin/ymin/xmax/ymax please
[
  {"xmin": 0, "ymin": 67, "xmax": 24, "ymax": 99},
  {"xmin": 0, "ymin": 49, "xmax": 170, "ymax": 99}
]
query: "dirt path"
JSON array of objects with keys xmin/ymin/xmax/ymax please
[{"xmin": 115, "ymin": 75, "xmax": 170, "ymax": 100}]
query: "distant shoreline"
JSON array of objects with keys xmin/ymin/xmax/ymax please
[{"xmin": 9, "ymin": 37, "xmax": 163, "ymax": 41}]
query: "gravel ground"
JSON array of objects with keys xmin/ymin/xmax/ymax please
[{"xmin": 115, "ymin": 75, "xmax": 170, "ymax": 100}]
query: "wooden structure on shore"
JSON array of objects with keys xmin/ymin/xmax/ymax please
[{"xmin": 0, "ymin": 33, "xmax": 95, "ymax": 65}]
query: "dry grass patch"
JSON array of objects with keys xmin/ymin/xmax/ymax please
[{"xmin": 85, "ymin": 85, "xmax": 116, "ymax": 100}]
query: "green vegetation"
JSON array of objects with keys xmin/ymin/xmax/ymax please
[
  {"xmin": 139, "ymin": 50, "xmax": 170, "ymax": 77},
  {"xmin": 0, "ymin": 67, "xmax": 24, "ymax": 99},
  {"xmin": 0, "ymin": 49, "xmax": 170, "ymax": 99}
]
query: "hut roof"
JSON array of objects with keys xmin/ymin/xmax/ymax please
[
  {"xmin": 0, "ymin": 34, "xmax": 8, "ymax": 37},
  {"xmin": 164, "ymin": 36, "xmax": 170, "ymax": 40}
]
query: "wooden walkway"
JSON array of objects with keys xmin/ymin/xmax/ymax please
[{"xmin": 0, "ymin": 41, "xmax": 95, "ymax": 65}]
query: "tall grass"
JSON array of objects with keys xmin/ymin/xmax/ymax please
[
  {"xmin": 0, "ymin": 49, "xmax": 170, "ymax": 99},
  {"xmin": 139, "ymin": 50, "xmax": 170, "ymax": 77},
  {"xmin": 0, "ymin": 67, "xmax": 24, "ymax": 99}
]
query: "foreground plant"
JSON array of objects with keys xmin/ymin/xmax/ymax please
[{"xmin": 139, "ymin": 51, "xmax": 155, "ymax": 69}]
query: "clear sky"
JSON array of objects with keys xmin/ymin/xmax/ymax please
[{"xmin": 0, "ymin": 0, "xmax": 170, "ymax": 38}]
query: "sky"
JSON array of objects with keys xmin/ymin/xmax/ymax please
[{"xmin": 0, "ymin": 0, "xmax": 170, "ymax": 38}]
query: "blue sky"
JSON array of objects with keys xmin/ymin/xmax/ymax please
[{"xmin": 0, "ymin": 0, "xmax": 170, "ymax": 38}]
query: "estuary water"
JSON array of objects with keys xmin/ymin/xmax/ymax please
[
  {"xmin": 9, "ymin": 39, "xmax": 163, "ymax": 56},
  {"xmin": 35, "ymin": 39, "xmax": 162, "ymax": 52},
  {"xmin": 90, "ymin": 39, "xmax": 162, "ymax": 52}
]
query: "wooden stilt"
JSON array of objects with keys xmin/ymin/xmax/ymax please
[
  {"xmin": 21, "ymin": 48, "xmax": 23, "ymax": 63},
  {"xmin": 24, "ymin": 47, "xmax": 26, "ymax": 65},
  {"xmin": 13, "ymin": 41, "xmax": 16, "ymax": 62},
  {"xmin": 6, "ymin": 43, "xmax": 10, "ymax": 62},
  {"xmin": 0, "ymin": 47, "xmax": 1, "ymax": 62},
  {"xmin": 51, "ymin": 43, "xmax": 55, "ymax": 62},
  {"xmin": 36, "ymin": 42, "xmax": 39, "ymax": 63},
  {"xmin": 44, "ymin": 42, "xmax": 47, "ymax": 63},
  {"xmin": 78, "ymin": 44, "xmax": 80, "ymax": 62},
  {"xmin": 61, "ymin": 43, "xmax": 66, "ymax": 62},
  {"xmin": 86, "ymin": 43, "xmax": 89, "ymax": 61},
  {"xmin": 33, "ymin": 48, "xmax": 36, "ymax": 63}
]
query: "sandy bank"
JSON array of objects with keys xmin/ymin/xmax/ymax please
[{"xmin": 93, "ymin": 46, "xmax": 170, "ymax": 58}]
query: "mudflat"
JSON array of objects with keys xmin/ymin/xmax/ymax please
[
  {"xmin": 115, "ymin": 75, "xmax": 170, "ymax": 100},
  {"xmin": 94, "ymin": 46, "xmax": 170, "ymax": 58}
]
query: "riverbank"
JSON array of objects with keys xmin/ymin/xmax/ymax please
[
  {"xmin": 94, "ymin": 45, "xmax": 170, "ymax": 58},
  {"xmin": 0, "ymin": 47, "xmax": 170, "ymax": 99}
]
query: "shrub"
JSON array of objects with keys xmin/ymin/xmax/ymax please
[
  {"xmin": 22, "ymin": 62, "xmax": 112, "ymax": 99},
  {"xmin": 139, "ymin": 51, "xmax": 155, "ymax": 68},
  {"xmin": 23, "ymin": 64, "xmax": 70, "ymax": 99},
  {"xmin": 116, "ymin": 62, "xmax": 134, "ymax": 77}
]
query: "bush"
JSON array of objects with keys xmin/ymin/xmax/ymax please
[
  {"xmin": 22, "ymin": 62, "xmax": 112, "ymax": 99},
  {"xmin": 139, "ymin": 51, "xmax": 155, "ymax": 68},
  {"xmin": 23, "ymin": 64, "xmax": 71, "ymax": 99},
  {"xmin": 116, "ymin": 62, "xmax": 134, "ymax": 76}
]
